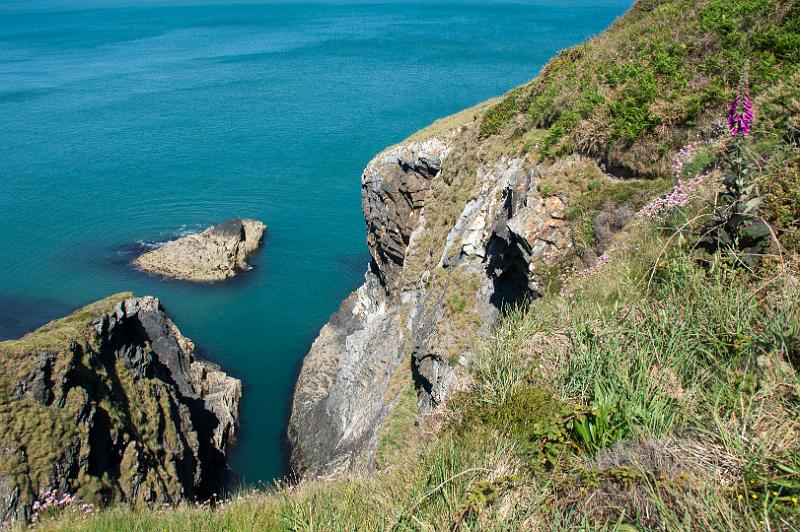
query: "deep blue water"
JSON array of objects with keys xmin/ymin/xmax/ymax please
[{"xmin": 0, "ymin": 0, "xmax": 632, "ymax": 485}]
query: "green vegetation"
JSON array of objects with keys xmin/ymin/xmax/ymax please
[
  {"xmin": 479, "ymin": 90, "xmax": 520, "ymax": 138},
  {"xmin": 765, "ymin": 154, "xmax": 800, "ymax": 249},
  {"xmin": 564, "ymin": 175, "xmax": 670, "ymax": 251},
  {"xmin": 502, "ymin": 0, "xmax": 800, "ymax": 175},
  {"xmin": 28, "ymin": 0, "xmax": 800, "ymax": 529},
  {"xmin": 375, "ymin": 382, "xmax": 419, "ymax": 469}
]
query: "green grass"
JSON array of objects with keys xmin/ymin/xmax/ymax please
[
  {"xmin": 479, "ymin": 90, "xmax": 520, "ymax": 138},
  {"xmin": 32, "ymin": 193, "xmax": 800, "ymax": 530},
  {"xmin": 376, "ymin": 382, "xmax": 418, "ymax": 469},
  {"xmin": 564, "ymin": 176, "xmax": 671, "ymax": 251},
  {"xmin": 24, "ymin": 0, "xmax": 800, "ymax": 529}
]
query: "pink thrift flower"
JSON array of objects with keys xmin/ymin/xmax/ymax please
[{"xmin": 636, "ymin": 174, "xmax": 706, "ymax": 219}]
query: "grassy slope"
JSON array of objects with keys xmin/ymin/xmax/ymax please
[{"xmin": 32, "ymin": 0, "xmax": 800, "ymax": 529}]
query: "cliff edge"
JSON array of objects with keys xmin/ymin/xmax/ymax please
[
  {"xmin": 0, "ymin": 295, "xmax": 241, "ymax": 523},
  {"xmin": 289, "ymin": 128, "xmax": 587, "ymax": 478}
]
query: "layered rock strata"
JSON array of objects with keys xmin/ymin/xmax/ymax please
[
  {"xmin": 289, "ymin": 133, "xmax": 577, "ymax": 479},
  {"xmin": 134, "ymin": 218, "xmax": 266, "ymax": 281},
  {"xmin": 0, "ymin": 295, "xmax": 241, "ymax": 523}
]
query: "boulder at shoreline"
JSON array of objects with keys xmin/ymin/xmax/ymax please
[{"xmin": 134, "ymin": 218, "xmax": 266, "ymax": 282}]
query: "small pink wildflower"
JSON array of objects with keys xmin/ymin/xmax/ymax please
[
  {"xmin": 560, "ymin": 254, "xmax": 612, "ymax": 298},
  {"xmin": 672, "ymin": 140, "xmax": 703, "ymax": 178},
  {"xmin": 636, "ymin": 174, "xmax": 707, "ymax": 219},
  {"xmin": 29, "ymin": 489, "xmax": 94, "ymax": 524}
]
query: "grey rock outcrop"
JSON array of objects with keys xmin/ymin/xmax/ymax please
[
  {"xmin": 134, "ymin": 218, "xmax": 265, "ymax": 282},
  {"xmin": 288, "ymin": 274, "xmax": 403, "ymax": 478},
  {"xmin": 289, "ymin": 131, "xmax": 579, "ymax": 479},
  {"xmin": 362, "ymin": 142, "xmax": 445, "ymax": 291},
  {"xmin": 0, "ymin": 295, "xmax": 241, "ymax": 524}
]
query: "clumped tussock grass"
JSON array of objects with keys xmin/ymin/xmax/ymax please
[
  {"xmin": 29, "ymin": 0, "xmax": 800, "ymax": 529},
  {"xmin": 34, "ymin": 180, "xmax": 800, "ymax": 531},
  {"xmin": 458, "ymin": 220, "xmax": 800, "ymax": 529}
]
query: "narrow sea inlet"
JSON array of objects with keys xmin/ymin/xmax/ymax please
[{"xmin": 0, "ymin": 0, "xmax": 632, "ymax": 484}]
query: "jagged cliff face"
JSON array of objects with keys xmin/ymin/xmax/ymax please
[
  {"xmin": 288, "ymin": 0, "xmax": 800, "ymax": 479},
  {"xmin": 362, "ymin": 139, "xmax": 448, "ymax": 292},
  {"xmin": 289, "ymin": 125, "xmax": 579, "ymax": 479},
  {"xmin": 0, "ymin": 295, "xmax": 241, "ymax": 523}
]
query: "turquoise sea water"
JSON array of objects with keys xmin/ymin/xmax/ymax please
[{"xmin": 0, "ymin": 0, "xmax": 631, "ymax": 484}]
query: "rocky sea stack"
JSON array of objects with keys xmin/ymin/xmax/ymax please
[
  {"xmin": 0, "ymin": 294, "xmax": 241, "ymax": 523},
  {"xmin": 134, "ymin": 218, "xmax": 266, "ymax": 282}
]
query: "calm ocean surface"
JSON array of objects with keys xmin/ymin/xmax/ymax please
[{"xmin": 0, "ymin": 0, "xmax": 631, "ymax": 484}]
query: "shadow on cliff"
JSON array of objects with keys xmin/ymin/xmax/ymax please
[
  {"xmin": 105, "ymin": 309, "xmax": 229, "ymax": 499},
  {"xmin": 485, "ymin": 239, "xmax": 535, "ymax": 312},
  {"xmin": 483, "ymin": 189, "xmax": 537, "ymax": 312}
]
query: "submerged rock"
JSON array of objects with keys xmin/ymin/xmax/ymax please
[
  {"xmin": 0, "ymin": 294, "xmax": 241, "ymax": 524},
  {"xmin": 134, "ymin": 218, "xmax": 266, "ymax": 282}
]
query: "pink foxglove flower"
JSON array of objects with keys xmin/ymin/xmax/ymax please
[{"xmin": 727, "ymin": 91, "xmax": 754, "ymax": 137}]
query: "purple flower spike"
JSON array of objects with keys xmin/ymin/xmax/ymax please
[{"xmin": 728, "ymin": 91, "xmax": 754, "ymax": 137}]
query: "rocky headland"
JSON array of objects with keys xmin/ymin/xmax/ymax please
[
  {"xmin": 288, "ymin": 130, "xmax": 581, "ymax": 479},
  {"xmin": 13, "ymin": 0, "xmax": 800, "ymax": 527},
  {"xmin": 0, "ymin": 294, "xmax": 241, "ymax": 523},
  {"xmin": 134, "ymin": 218, "xmax": 266, "ymax": 282}
]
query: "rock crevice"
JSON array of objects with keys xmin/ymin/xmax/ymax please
[{"xmin": 289, "ymin": 131, "xmax": 579, "ymax": 479}]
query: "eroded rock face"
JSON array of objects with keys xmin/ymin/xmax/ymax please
[
  {"xmin": 0, "ymin": 295, "xmax": 241, "ymax": 524},
  {"xmin": 134, "ymin": 218, "xmax": 265, "ymax": 282},
  {"xmin": 410, "ymin": 156, "xmax": 572, "ymax": 415},
  {"xmin": 288, "ymin": 273, "xmax": 403, "ymax": 479},
  {"xmin": 284, "ymin": 83, "xmax": 677, "ymax": 482},
  {"xmin": 289, "ymin": 132, "xmax": 578, "ymax": 479},
  {"xmin": 363, "ymin": 138, "xmax": 450, "ymax": 291},
  {"xmin": 288, "ymin": 140, "xmax": 449, "ymax": 479}
]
